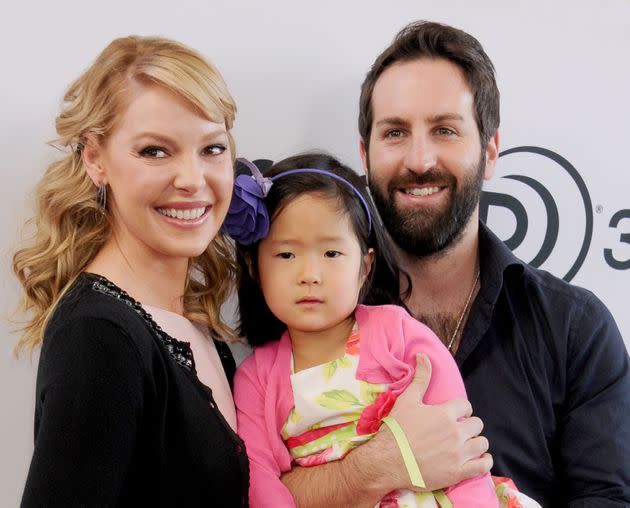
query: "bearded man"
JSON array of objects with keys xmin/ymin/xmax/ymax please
[{"xmin": 282, "ymin": 20, "xmax": 630, "ymax": 508}]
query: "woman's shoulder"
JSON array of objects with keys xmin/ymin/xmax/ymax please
[{"xmin": 43, "ymin": 273, "xmax": 162, "ymax": 364}]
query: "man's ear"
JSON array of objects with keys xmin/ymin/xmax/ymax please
[
  {"xmin": 483, "ymin": 130, "xmax": 500, "ymax": 181},
  {"xmin": 81, "ymin": 134, "xmax": 107, "ymax": 187},
  {"xmin": 359, "ymin": 138, "xmax": 369, "ymax": 178}
]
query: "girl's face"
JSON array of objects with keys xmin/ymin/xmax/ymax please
[
  {"xmin": 83, "ymin": 82, "xmax": 233, "ymax": 268},
  {"xmin": 257, "ymin": 193, "xmax": 373, "ymax": 340}
]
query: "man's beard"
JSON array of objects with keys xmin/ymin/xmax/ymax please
[{"xmin": 369, "ymin": 152, "xmax": 485, "ymax": 257}]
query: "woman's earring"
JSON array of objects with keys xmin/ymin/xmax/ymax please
[
  {"xmin": 96, "ymin": 183, "xmax": 107, "ymax": 223},
  {"xmin": 244, "ymin": 254, "xmax": 257, "ymax": 280}
]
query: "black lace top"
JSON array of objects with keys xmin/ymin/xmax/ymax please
[
  {"xmin": 21, "ymin": 273, "xmax": 249, "ymax": 507},
  {"xmin": 88, "ymin": 274, "xmax": 236, "ymax": 380}
]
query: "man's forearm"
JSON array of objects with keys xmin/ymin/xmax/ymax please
[{"xmin": 282, "ymin": 431, "xmax": 403, "ymax": 508}]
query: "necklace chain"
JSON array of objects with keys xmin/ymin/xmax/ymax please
[{"xmin": 447, "ymin": 269, "xmax": 481, "ymax": 352}]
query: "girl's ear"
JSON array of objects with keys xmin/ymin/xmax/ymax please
[
  {"xmin": 82, "ymin": 134, "xmax": 107, "ymax": 187},
  {"xmin": 361, "ymin": 248, "xmax": 375, "ymax": 283}
]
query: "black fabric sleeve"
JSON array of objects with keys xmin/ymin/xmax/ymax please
[
  {"xmin": 562, "ymin": 293, "xmax": 630, "ymax": 507},
  {"xmin": 21, "ymin": 317, "xmax": 147, "ymax": 507}
]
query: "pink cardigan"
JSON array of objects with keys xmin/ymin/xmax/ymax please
[{"xmin": 234, "ymin": 304, "xmax": 496, "ymax": 507}]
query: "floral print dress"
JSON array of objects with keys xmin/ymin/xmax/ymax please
[
  {"xmin": 281, "ymin": 324, "xmax": 449, "ymax": 508},
  {"xmin": 281, "ymin": 323, "xmax": 541, "ymax": 508}
]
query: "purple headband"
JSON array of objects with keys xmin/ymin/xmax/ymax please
[{"xmin": 223, "ymin": 158, "xmax": 373, "ymax": 245}]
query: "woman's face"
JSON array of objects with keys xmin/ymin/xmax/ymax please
[{"xmin": 86, "ymin": 82, "xmax": 233, "ymax": 265}]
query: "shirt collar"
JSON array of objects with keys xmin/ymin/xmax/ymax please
[
  {"xmin": 454, "ymin": 221, "xmax": 524, "ymax": 366},
  {"xmin": 478, "ymin": 221, "xmax": 524, "ymax": 296}
]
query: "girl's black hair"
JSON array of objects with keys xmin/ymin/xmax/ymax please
[{"xmin": 236, "ymin": 152, "xmax": 411, "ymax": 347}]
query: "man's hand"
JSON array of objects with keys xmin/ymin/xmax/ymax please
[{"xmin": 377, "ymin": 353, "xmax": 492, "ymax": 491}]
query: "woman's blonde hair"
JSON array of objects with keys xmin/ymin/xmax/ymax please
[{"xmin": 12, "ymin": 35, "xmax": 238, "ymax": 354}]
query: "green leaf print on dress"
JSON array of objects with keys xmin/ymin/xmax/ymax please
[
  {"xmin": 322, "ymin": 357, "xmax": 354, "ymax": 382},
  {"xmin": 337, "ymin": 356, "xmax": 352, "ymax": 368},
  {"xmin": 358, "ymin": 380, "xmax": 382, "ymax": 405},
  {"xmin": 288, "ymin": 408, "xmax": 303, "ymax": 426},
  {"xmin": 322, "ymin": 361, "xmax": 338, "ymax": 382},
  {"xmin": 315, "ymin": 389, "xmax": 361, "ymax": 410}
]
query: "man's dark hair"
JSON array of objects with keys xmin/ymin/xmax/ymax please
[
  {"xmin": 236, "ymin": 152, "xmax": 410, "ymax": 347},
  {"xmin": 359, "ymin": 20, "xmax": 500, "ymax": 149}
]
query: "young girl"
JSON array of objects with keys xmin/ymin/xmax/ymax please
[{"xmin": 229, "ymin": 153, "xmax": 533, "ymax": 508}]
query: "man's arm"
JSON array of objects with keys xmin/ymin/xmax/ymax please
[
  {"xmin": 282, "ymin": 354, "xmax": 492, "ymax": 507},
  {"xmin": 282, "ymin": 428, "xmax": 407, "ymax": 508},
  {"xmin": 563, "ymin": 294, "xmax": 630, "ymax": 506}
]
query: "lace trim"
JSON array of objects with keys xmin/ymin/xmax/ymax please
[{"xmin": 86, "ymin": 274, "xmax": 195, "ymax": 373}]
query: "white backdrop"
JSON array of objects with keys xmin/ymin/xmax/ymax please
[{"xmin": 2, "ymin": 1, "xmax": 629, "ymax": 505}]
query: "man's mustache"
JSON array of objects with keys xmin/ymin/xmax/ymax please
[{"xmin": 386, "ymin": 169, "xmax": 456, "ymax": 193}]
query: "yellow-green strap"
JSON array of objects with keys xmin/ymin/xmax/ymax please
[
  {"xmin": 433, "ymin": 489, "xmax": 453, "ymax": 508},
  {"xmin": 381, "ymin": 415, "xmax": 426, "ymax": 489}
]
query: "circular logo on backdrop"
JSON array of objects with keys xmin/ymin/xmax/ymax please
[{"xmin": 480, "ymin": 146, "xmax": 593, "ymax": 282}]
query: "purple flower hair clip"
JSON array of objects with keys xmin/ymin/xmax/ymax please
[
  {"xmin": 223, "ymin": 158, "xmax": 273, "ymax": 245},
  {"xmin": 223, "ymin": 158, "xmax": 373, "ymax": 245}
]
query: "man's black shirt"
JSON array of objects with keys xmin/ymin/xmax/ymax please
[{"xmin": 456, "ymin": 222, "xmax": 630, "ymax": 507}]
